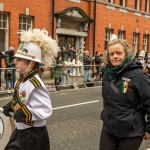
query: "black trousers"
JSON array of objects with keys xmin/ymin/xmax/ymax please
[
  {"xmin": 100, "ymin": 130, "xmax": 143, "ymax": 150},
  {"xmin": 5, "ymin": 126, "xmax": 50, "ymax": 150},
  {"xmin": 55, "ymin": 78, "xmax": 61, "ymax": 86}
]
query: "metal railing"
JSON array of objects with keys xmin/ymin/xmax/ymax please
[{"xmin": 0, "ymin": 64, "xmax": 103, "ymax": 92}]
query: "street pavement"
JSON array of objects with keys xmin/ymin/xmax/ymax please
[{"xmin": 0, "ymin": 86, "xmax": 150, "ymax": 150}]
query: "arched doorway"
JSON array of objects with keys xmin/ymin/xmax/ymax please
[{"xmin": 55, "ymin": 7, "xmax": 93, "ymax": 52}]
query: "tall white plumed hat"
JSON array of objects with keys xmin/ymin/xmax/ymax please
[
  {"xmin": 110, "ymin": 34, "xmax": 118, "ymax": 41},
  {"xmin": 14, "ymin": 28, "xmax": 60, "ymax": 66}
]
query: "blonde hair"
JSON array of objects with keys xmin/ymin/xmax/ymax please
[
  {"xmin": 105, "ymin": 39, "xmax": 131, "ymax": 64},
  {"xmin": 27, "ymin": 60, "xmax": 40, "ymax": 75}
]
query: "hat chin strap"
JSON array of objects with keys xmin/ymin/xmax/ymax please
[{"xmin": 21, "ymin": 61, "xmax": 34, "ymax": 75}]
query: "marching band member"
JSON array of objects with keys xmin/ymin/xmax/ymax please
[{"xmin": 3, "ymin": 29, "xmax": 59, "ymax": 150}]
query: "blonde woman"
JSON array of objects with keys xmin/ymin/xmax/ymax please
[{"xmin": 100, "ymin": 38, "xmax": 150, "ymax": 150}]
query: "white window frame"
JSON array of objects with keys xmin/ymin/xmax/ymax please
[
  {"xmin": 135, "ymin": 0, "xmax": 141, "ymax": 11},
  {"xmin": 104, "ymin": 28, "xmax": 113, "ymax": 50},
  {"xmin": 143, "ymin": 34, "xmax": 148, "ymax": 52},
  {"xmin": 145, "ymin": 0, "xmax": 150, "ymax": 13},
  {"xmin": 118, "ymin": 30, "xmax": 125, "ymax": 39},
  {"xmin": 132, "ymin": 32, "xmax": 139, "ymax": 57},
  {"xmin": 120, "ymin": 0, "xmax": 126, "ymax": 7},
  {"xmin": 0, "ymin": 13, "xmax": 7, "ymax": 29},
  {"xmin": 19, "ymin": 15, "xmax": 33, "ymax": 31},
  {"xmin": 0, "ymin": 12, "xmax": 9, "ymax": 51}
]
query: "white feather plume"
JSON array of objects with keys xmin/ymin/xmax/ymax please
[
  {"xmin": 19, "ymin": 28, "xmax": 60, "ymax": 66},
  {"xmin": 110, "ymin": 34, "xmax": 118, "ymax": 41}
]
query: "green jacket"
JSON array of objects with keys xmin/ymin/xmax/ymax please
[
  {"xmin": 53, "ymin": 61, "xmax": 63, "ymax": 79},
  {"xmin": 5, "ymin": 52, "xmax": 16, "ymax": 80}
]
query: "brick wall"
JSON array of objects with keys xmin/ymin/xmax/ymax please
[
  {"xmin": 94, "ymin": 2, "xmax": 150, "ymax": 53},
  {"xmin": 2, "ymin": 0, "xmax": 51, "ymax": 50},
  {"xmin": 54, "ymin": 0, "xmax": 150, "ymax": 55},
  {"xmin": 1, "ymin": 0, "xmax": 150, "ymax": 57}
]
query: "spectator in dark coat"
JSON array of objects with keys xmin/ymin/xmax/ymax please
[
  {"xmin": 100, "ymin": 38, "xmax": 150, "ymax": 150},
  {"xmin": 67, "ymin": 47, "xmax": 76, "ymax": 62},
  {"xmin": 0, "ymin": 50, "xmax": 5, "ymax": 90},
  {"xmin": 5, "ymin": 47, "xmax": 16, "ymax": 90},
  {"xmin": 94, "ymin": 51, "xmax": 101, "ymax": 81},
  {"xmin": 83, "ymin": 50, "xmax": 91, "ymax": 82},
  {"xmin": 53, "ymin": 55, "xmax": 63, "ymax": 90}
]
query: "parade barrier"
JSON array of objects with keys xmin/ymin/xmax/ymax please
[
  {"xmin": 0, "ymin": 64, "xmax": 103, "ymax": 93},
  {"xmin": 0, "ymin": 107, "xmax": 14, "ymax": 150}
]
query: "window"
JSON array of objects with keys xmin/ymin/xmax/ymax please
[
  {"xmin": 0, "ymin": 13, "xmax": 7, "ymax": 29},
  {"xmin": 120, "ymin": 0, "xmax": 126, "ymax": 7},
  {"xmin": 143, "ymin": 34, "xmax": 149, "ymax": 52},
  {"xmin": 104, "ymin": 28, "xmax": 113, "ymax": 50},
  {"xmin": 135, "ymin": 0, "xmax": 141, "ymax": 11},
  {"xmin": 61, "ymin": 22, "xmax": 80, "ymax": 31},
  {"xmin": 67, "ymin": 37, "xmax": 76, "ymax": 49},
  {"xmin": 58, "ymin": 35, "xmax": 76, "ymax": 50},
  {"xmin": 58, "ymin": 36, "xmax": 66, "ymax": 49},
  {"xmin": 60, "ymin": 19, "xmax": 81, "ymax": 31},
  {"xmin": 0, "ymin": 13, "xmax": 8, "ymax": 51},
  {"xmin": 108, "ymin": 0, "xmax": 114, "ymax": 4},
  {"xmin": 132, "ymin": 32, "xmax": 139, "ymax": 56},
  {"xmin": 145, "ymin": 0, "xmax": 150, "ymax": 13},
  {"xmin": 19, "ymin": 15, "xmax": 33, "ymax": 31},
  {"xmin": 118, "ymin": 30, "xmax": 126, "ymax": 39}
]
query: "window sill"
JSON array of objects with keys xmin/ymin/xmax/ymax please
[
  {"xmin": 106, "ymin": 5, "xmax": 115, "ymax": 10},
  {"xmin": 119, "ymin": 8, "xmax": 128, "ymax": 13}
]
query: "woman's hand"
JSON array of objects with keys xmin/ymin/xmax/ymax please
[{"xmin": 144, "ymin": 132, "xmax": 150, "ymax": 140}]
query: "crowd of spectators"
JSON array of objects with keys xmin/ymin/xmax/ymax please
[
  {"xmin": 135, "ymin": 50, "xmax": 150, "ymax": 77},
  {"xmin": 0, "ymin": 45, "xmax": 105, "ymax": 91},
  {"xmin": 53, "ymin": 46, "xmax": 83, "ymax": 89},
  {"xmin": 0, "ymin": 47, "xmax": 16, "ymax": 93},
  {"xmin": 52, "ymin": 46, "xmax": 104, "ymax": 90},
  {"xmin": 1, "ymin": 45, "xmax": 150, "ymax": 92}
]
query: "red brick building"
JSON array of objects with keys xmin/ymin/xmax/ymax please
[{"xmin": 0, "ymin": 0, "xmax": 150, "ymax": 60}]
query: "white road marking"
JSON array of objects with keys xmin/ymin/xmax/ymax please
[
  {"xmin": 53, "ymin": 100, "xmax": 100, "ymax": 110},
  {"xmin": 58, "ymin": 93, "xmax": 67, "ymax": 95}
]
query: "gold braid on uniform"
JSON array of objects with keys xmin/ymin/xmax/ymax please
[
  {"xmin": 13, "ymin": 86, "xmax": 34, "ymax": 126},
  {"xmin": 30, "ymin": 77, "xmax": 42, "ymax": 88},
  {"xmin": 13, "ymin": 71, "xmax": 38, "ymax": 126},
  {"xmin": 14, "ymin": 105, "xmax": 34, "ymax": 126}
]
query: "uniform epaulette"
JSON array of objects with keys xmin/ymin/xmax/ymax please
[{"xmin": 30, "ymin": 77, "xmax": 42, "ymax": 88}]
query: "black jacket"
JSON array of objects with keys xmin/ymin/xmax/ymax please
[
  {"xmin": 101, "ymin": 60, "xmax": 150, "ymax": 137},
  {"xmin": 4, "ymin": 51, "xmax": 16, "ymax": 80},
  {"xmin": 95, "ymin": 55, "xmax": 101, "ymax": 65},
  {"xmin": 83, "ymin": 53, "xmax": 91, "ymax": 70},
  {"xmin": 67, "ymin": 50, "xmax": 76, "ymax": 62},
  {"xmin": 0, "ymin": 51, "xmax": 5, "ymax": 68}
]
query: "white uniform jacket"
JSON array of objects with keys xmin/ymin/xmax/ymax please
[{"xmin": 8, "ymin": 70, "xmax": 52, "ymax": 130}]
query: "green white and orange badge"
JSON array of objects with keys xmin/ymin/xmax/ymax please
[
  {"xmin": 122, "ymin": 81, "xmax": 128, "ymax": 93},
  {"xmin": 122, "ymin": 77, "xmax": 130, "ymax": 93}
]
